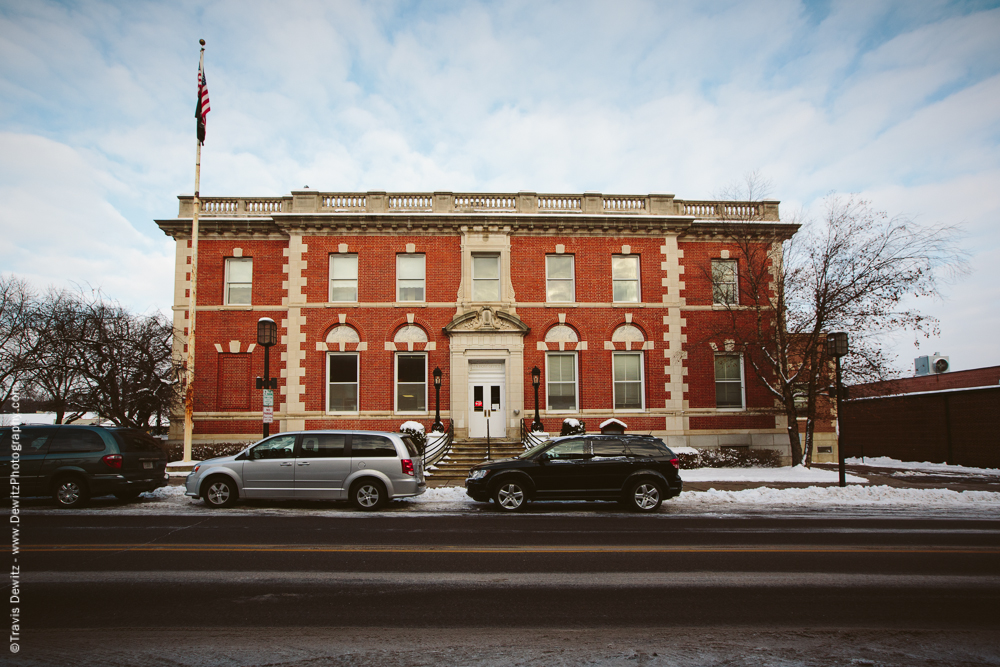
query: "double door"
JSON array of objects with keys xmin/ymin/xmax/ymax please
[{"xmin": 468, "ymin": 362, "xmax": 505, "ymax": 438}]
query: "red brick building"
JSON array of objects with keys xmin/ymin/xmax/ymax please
[{"xmin": 156, "ymin": 190, "xmax": 800, "ymax": 456}]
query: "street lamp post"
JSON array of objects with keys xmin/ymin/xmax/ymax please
[
  {"xmin": 432, "ymin": 367, "xmax": 443, "ymax": 433},
  {"xmin": 827, "ymin": 331, "xmax": 849, "ymax": 488},
  {"xmin": 256, "ymin": 318, "xmax": 278, "ymax": 439},
  {"xmin": 530, "ymin": 366, "xmax": 543, "ymax": 432}
]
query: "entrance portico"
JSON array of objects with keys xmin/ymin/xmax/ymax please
[{"xmin": 445, "ymin": 307, "xmax": 529, "ymax": 440}]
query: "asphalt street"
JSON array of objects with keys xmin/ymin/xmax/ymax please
[{"xmin": 9, "ymin": 511, "xmax": 1000, "ymax": 665}]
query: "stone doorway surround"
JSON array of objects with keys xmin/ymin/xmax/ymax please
[{"xmin": 445, "ymin": 306, "xmax": 529, "ymax": 440}]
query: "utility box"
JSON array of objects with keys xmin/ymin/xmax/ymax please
[{"xmin": 915, "ymin": 354, "xmax": 950, "ymax": 376}]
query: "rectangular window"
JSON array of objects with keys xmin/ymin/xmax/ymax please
[
  {"xmin": 546, "ymin": 352, "xmax": 577, "ymax": 411},
  {"xmin": 715, "ymin": 354, "xmax": 744, "ymax": 409},
  {"xmin": 613, "ymin": 352, "xmax": 644, "ymax": 410},
  {"xmin": 612, "ymin": 255, "xmax": 640, "ymax": 302},
  {"xmin": 396, "ymin": 353, "xmax": 426, "ymax": 412},
  {"xmin": 397, "ymin": 254, "xmax": 426, "ymax": 302},
  {"xmin": 327, "ymin": 353, "xmax": 358, "ymax": 412},
  {"xmin": 329, "ymin": 254, "xmax": 358, "ymax": 302},
  {"xmin": 225, "ymin": 257, "xmax": 252, "ymax": 305},
  {"xmin": 712, "ymin": 259, "xmax": 738, "ymax": 305},
  {"xmin": 546, "ymin": 255, "xmax": 575, "ymax": 302},
  {"xmin": 472, "ymin": 254, "xmax": 500, "ymax": 301}
]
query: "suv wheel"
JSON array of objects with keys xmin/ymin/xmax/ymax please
[
  {"xmin": 203, "ymin": 476, "xmax": 238, "ymax": 508},
  {"xmin": 493, "ymin": 480, "xmax": 528, "ymax": 512},
  {"xmin": 53, "ymin": 476, "xmax": 89, "ymax": 509},
  {"xmin": 625, "ymin": 479, "xmax": 663, "ymax": 512},
  {"xmin": 351, "ymin": 479, "xmax": 387, "ymax": 511}
]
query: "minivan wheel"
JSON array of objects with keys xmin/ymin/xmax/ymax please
[
  {"xmin": 493, "ymin": 480, "xmax": 528, "ymax": 512},
  {"xmin": 351, "ymin": 479, "xmax": 387, "ymax": 511},
  {"xmin": 53, "ymin": 476, "xmax": 89, "ymax": 509},
  {"xmin": 626, "ymin": 479, "xmax": 663, "ymax": 512},
  {"xmin": 203, "ymin": 476, "xmax": 238, "ymax": 508}
]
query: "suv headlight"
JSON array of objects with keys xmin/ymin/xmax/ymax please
[{"xmin": 468, "ymin": 469, "xmax": 490, "ymax": 481}]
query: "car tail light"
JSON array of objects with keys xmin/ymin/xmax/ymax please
[
  {"xmin": 102, "ymin": 454, "xmax": 123, "ymax": 469},
  {"xmin": 669, "ymin": 458, "xmax": 680, "ymax": 470},
  {"xmin": 400, "ymin": 459, "xmax": 415, "ymax": 476}
]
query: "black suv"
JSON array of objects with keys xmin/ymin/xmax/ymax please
[
  {"xmin": 0, "ymin": 424, "xmax": 169, "ymax": 508},
  {"xmin": 465, "ymin": 434, "xmax": 683, "ymax": 512}
]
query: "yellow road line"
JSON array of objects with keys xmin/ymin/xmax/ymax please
[{"xmin": 17, "ymin": 544, "xmax": 1000, "ymax": 554}]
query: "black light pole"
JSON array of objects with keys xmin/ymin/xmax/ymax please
[
  {"xmin": 432, "ymin": 367, "xmax": 443, "ymax": 433},
  {"xmin": 531, "ymin": 366, "xmax": 543, "ymax": 432},
  {"xmin": 827, "ymin": 331, "xmax": 849, "ymax": 487},
  {"xmin": 256, "ymin": 317, "xmax": 278, "ymax": 439}
]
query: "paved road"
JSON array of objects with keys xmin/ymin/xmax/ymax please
[{"xmin": 11, "ymin": 511, "xmax": 1000, "ymax": 665}]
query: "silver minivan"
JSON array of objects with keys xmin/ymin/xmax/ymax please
[{"xmin": 185, "ymin": 431, "xmax": 426, "ymax": 510}]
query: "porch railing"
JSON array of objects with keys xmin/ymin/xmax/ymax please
[
  {"xmin": 422, "ymin": 422, "xmax": 454, "ymax": 469},
  {"xmin": 520, "ymin": 419, "xmax": 549, "ymax": 451}
]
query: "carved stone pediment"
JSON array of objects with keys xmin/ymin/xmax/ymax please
[{"xmin": 444, "ymin": 307, "xmax": 530, "ymax": 336}]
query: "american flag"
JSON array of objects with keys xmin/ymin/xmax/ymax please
[{"xmin": 196, "ymin": 61, "xmax": 210, "ymax": 144}]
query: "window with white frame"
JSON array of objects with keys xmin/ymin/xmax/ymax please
[
  {"xmin": 546, "ymin": 352, "xmax": 577, "ymax": 411},
  {"xmin": 472, "ymin": 254, "xmax": 500, "ymax": 302},
  {"xmin": 612, "ymin": 255, "xmax": 640, "ymax": 303},
  {"xmin": 712, "ymin": 259, "xmax": 738, "ymax": 305},
  {"xmin": 329, "ymin": 254, "xmax": 358, "ymax": 302},
  {"xmin": 546, "ymin": 255, "xmax": 575, "ymax": 302},
  {"xmin": 327, "ymin": 353, "xmax": 359, "ymax": 412},
  {"xmin": 225, "ymin": 257, "xmax": 252, "ymax": 305},
  {"xmin": 613, "ymin": 352, "xmax": 644, "ymax": 410},
  {"xmin": 395, "ymin": 353, "xmax": 426, "ymax": 412},
  {"xmin": 397, "ymin": 254, "xmax": 425, "ymax": 302},
  {"xmin": 714, "ymin": 353, "xmax": 744, "ymax": 409}
]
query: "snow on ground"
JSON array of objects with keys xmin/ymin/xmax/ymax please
[
  {"xmin": 846, "ymin": 456, "xmax": 1000, "ymax": 476},
  {"xmin": 682, "ymin": 465, "xmax": 867, "ymax": 483},
  {"xmin": 672, "ymin": 485, "xmax": 1000, "ymax": 506},
  {"xmin": 124, "ymin": 481, "xmax": 1000, "ymax": 514}
]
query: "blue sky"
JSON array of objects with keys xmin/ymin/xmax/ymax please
[{"xmin": 1, "ymin": 0, "xmax": 999, "ymax": 373}]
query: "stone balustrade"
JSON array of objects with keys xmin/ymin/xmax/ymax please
[{"xmin": 177, "ymin": 191, "xmax": 780, "ymax": 221}]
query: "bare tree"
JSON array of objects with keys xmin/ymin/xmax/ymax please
[
  {"xmin": 70, "ymin": 292, "xmax": 181, "ymax": 429},
  {"xmin": 0, "ymin": 274, "xmax": 37, "ymax": 406},
  {"xmin": 705, "ymin": 174, "xmax": 967, "ymax": 466},
  {"xmin": 29, "ymin": 288, "xmax": 89, "ymax": 423}
]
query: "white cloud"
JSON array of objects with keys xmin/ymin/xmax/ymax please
[{"xmin": 0, "ymin": 0, "xmax": 998, "ymax": 369}]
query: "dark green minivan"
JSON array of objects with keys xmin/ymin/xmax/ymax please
[{"xmin": 0, "ymin": 424, "xmax": 168, "ymax": 508}]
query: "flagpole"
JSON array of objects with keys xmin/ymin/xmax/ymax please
[{"xmin": 183, "ymin": 39, "xmax": 206, "ymax": 463}]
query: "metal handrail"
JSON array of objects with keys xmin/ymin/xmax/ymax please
[
  {"xmin": 423, "ymin": 422, "xmax": 454, "ymax": 469},
  {"xmin": 520, "ymin": 419, "xmax": 549, "ymax": 451}
]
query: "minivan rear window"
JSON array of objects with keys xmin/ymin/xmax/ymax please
[
  {"xmin": 351, "ymin": 435, "xmax": 397, "ymax": 457},
  {"xmin": 400, "ymin": 436, "xmax": 420, "ymax": 458},
  {"xmin": 49, "ymin": 429, "xmax": 107, "ymax": 453},
  {"xmin": 113, "ymin": 430, "xmax": 165, "ymax": 454}
]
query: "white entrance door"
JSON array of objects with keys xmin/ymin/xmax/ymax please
[{"xmin": 468, "ymin": 361, "xmax": 505, "ymax": 438}]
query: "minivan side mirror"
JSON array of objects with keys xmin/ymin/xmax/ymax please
[{"xmin": 537, "ymin": 452, "xmax": 550, "ymax": 463}]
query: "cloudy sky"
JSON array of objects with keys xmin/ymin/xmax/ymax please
[{"xmin": 1, "ymin": 0, "xmax": 998, "ymax": 374}]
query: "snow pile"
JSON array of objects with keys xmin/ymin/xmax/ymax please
[
  {"xmin": 403, "ymin": 486, "xmax": 475, "ymax": 503},
  {"xmin": 400, "ymin": 420, "xmax": 425, "ymax": 434},
  {"xmin": 683, "ymin": 465, "xmax": 867, "ymax": 483},
  {"xmin": 143, "ymin": 485, "xmax": 188, "ymax": 498},
  {"xmin": 846, "ymin": 456, "xmax": 999, "ymax": 476},
  {"xmin": 674, "ymin": 485, "xmax": 1000, "ymax": 506}
]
